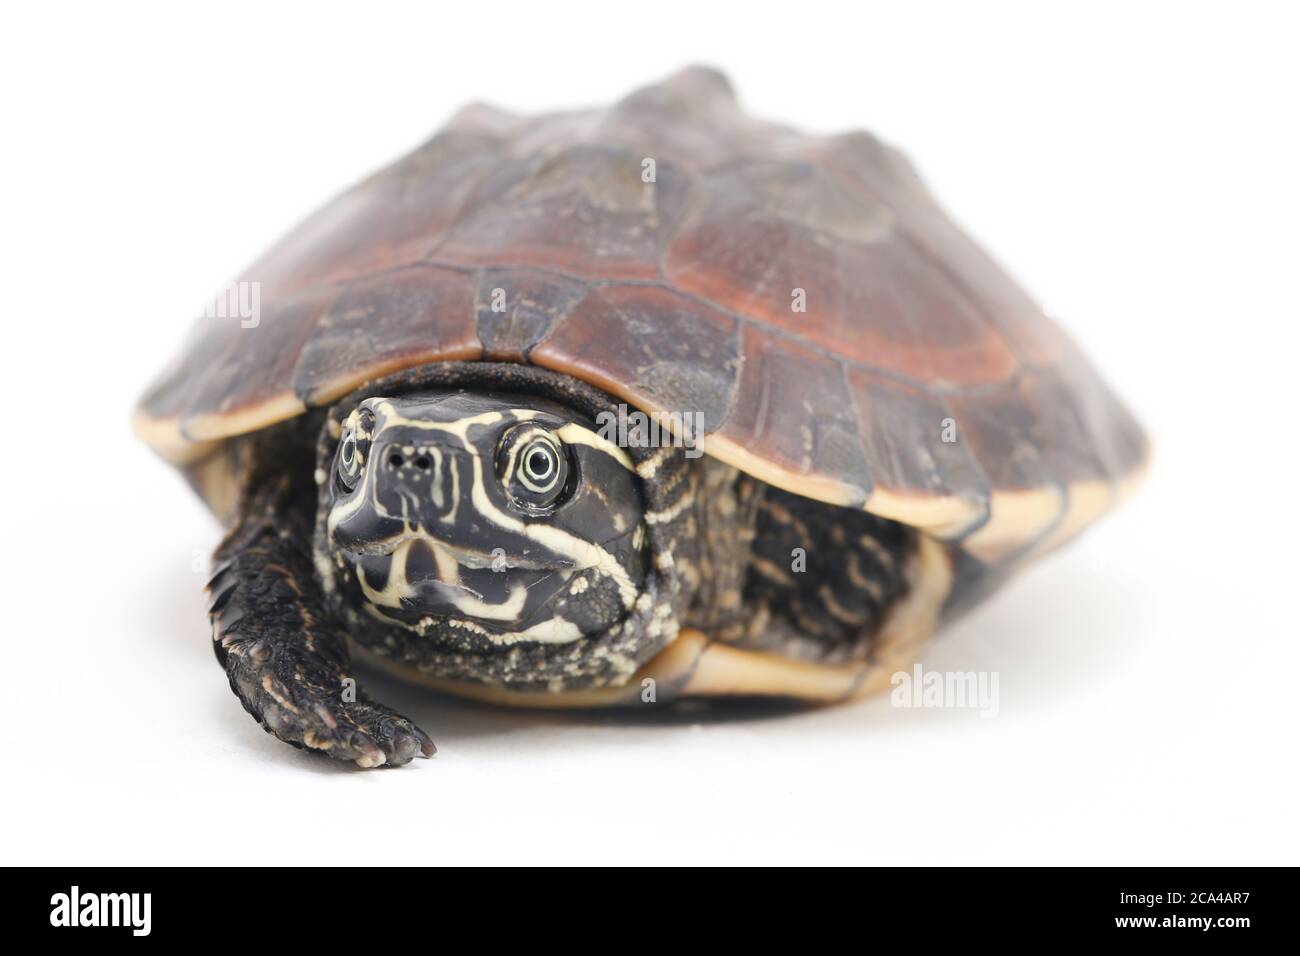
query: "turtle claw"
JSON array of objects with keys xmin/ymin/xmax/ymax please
[
  {"xmin": 331, "ymin": 701, "xmax": 436, "ymax": 768},
  {"xmin": 262, "ymin": 678, "xmax": 436, "ymax": 768}
]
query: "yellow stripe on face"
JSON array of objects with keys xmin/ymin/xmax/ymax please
[
  {"xmin": 372, "ymin": 401, "xmax": 506, "ymax": 450},
  {"xmin": 555, "ymin": 422, "xmax": 635, "ymax": 471}
]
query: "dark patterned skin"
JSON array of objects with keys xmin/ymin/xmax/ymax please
[{"xmin": 210, "ymin": 472, "xmax": 435, "ymax": 767}]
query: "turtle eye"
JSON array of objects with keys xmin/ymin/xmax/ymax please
[
  {"xmin": 336, "ymin": 427, "xmax": 363, "ymax": 491},
  {"xmin": 498, "ymin": 426, "xmax": 571, "ymax": 511},
  {"xmin": 522, "ymin": 439, "xmax": 560, "ymax": 490}
]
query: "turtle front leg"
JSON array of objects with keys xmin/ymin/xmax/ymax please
[{"xmin": 206, "ymin": 477, "xmax": 435, "ymax": 768}]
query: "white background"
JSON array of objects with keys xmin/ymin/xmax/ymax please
[{"xmin": 2, "ymin": 1, "xmax": 1297, "ymax": 865}]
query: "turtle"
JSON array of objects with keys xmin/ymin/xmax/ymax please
[{"xmin": 135, "ymin": 66, "xmax": 1147, "ymax": 768}]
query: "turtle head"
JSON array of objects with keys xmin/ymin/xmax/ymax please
[{"xmin": 322, "ymin": 392, "xmax": 647, "ymax": 645}]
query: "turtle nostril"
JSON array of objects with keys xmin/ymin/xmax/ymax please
[
  {"xmin": 388, "ymin": 453, "xmax": 404, "ymax": 468},
  {"xmin": 415, "ymin": 456, "xmax": 431, "ymax": 470}
]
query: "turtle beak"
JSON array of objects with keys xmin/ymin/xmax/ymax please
[
  {"xmin": 350, "ymin": 536, "xmax": 576, "ymax": 625},
  {"xmin": 328, "ymin": 505, "xmax": 405, "ymax": 556}
]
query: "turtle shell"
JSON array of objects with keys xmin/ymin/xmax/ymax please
[{"xmin": 136, "ymin": 66, "xmax": 1146, "ymax": 566}]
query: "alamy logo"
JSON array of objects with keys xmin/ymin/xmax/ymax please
[
  {"xmin": 203, "ymin": 280, "xmax": 261, "ymax": 328},
  {"xmin": 49, "ymin": 886, "xmax": 151, "ymax": 936},
  {"xmin": 890, "ymin": 663, "xmax": 1000, "ymax": 718},
  {"xmin": 595, "ymin": 404, "xmax": 704, "ymax": 459}
]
